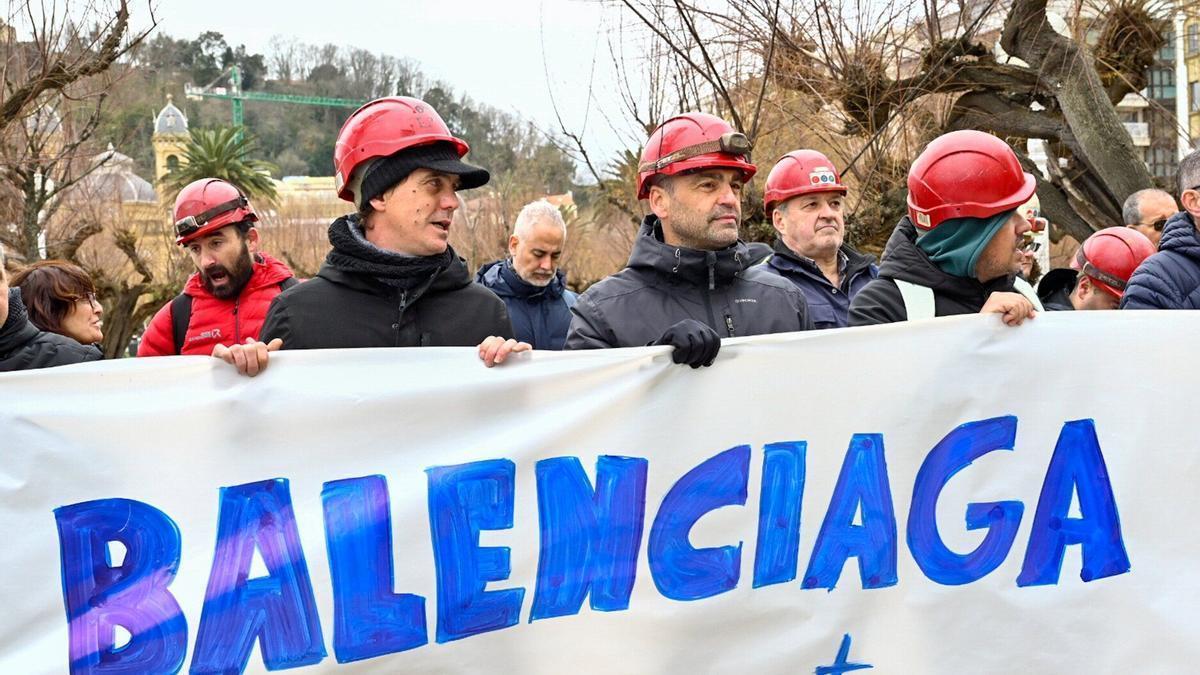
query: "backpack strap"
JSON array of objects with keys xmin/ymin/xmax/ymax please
[
  {"xmin": 170, "ymin": 277, "xmax": 296, "ymax": 354},
  {"xmin": 170, "ymin": 293, "xmax": 193, "ymax": 355},
  {"xmin": 1012, "ymin": 277, "xmax": 1046, "ymax": 312},
  {"xmin": 894, "ymin": 279, "xmax": 936, "ymax": 321}
]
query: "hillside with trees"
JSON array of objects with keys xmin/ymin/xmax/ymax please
[{"xmin": 98, "ymin": 31, "xmax": 577, "ymax": 193}]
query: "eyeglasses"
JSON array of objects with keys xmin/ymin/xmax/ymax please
[
  {"xmin": 1021, "ymin": 240, "xmax": 1041, "ymax": 253},
  {"xmin": 638, "ymin": 132, "xmax": 753, "ymax": 173},
  {"xmin": 76, "ymin": 292, "xmax": 99, "ymax": 308},
  {"xmin": 1139, "ymin": 217, "xmax": 1168, "ymax": 232}
]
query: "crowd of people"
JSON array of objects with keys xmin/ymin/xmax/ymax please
[{"xmin": 3, "ymin": 94, "xmax": 1199, "ymax": 376}]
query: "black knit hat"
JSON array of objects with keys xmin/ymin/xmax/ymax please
[{"xmin": 356, "ymin": 141, "xmax": 490, "ymax": 208}]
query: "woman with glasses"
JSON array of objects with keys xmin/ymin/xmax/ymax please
[
  {"xmin": 10, "ymin": 260, "xmax": 105, "ymax": 348},
  {"xmin": 0, "ymin": 255, "xmax": 103, "ymax": 371}
]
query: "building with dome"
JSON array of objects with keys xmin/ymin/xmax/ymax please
[{"xmin": 152, "ymin": 95, "xmax": 188, "ymax": 203}]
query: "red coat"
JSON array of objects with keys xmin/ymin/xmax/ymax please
[{"xmin": 138, "ymin": 253, "xmax": 295, "ymax": 356}]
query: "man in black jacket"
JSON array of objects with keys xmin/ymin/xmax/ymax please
[
  {"xmin": 261, "ymin": 97, "xmax": 524, "ymax": 367},
  {"xmin": 0, "ymin": 254, "xmax": 102, "ymax": 372},
  {"xmin": 849, "ymin": 130, "xmax": 1041, "ymax": 327},
  {"xmin": 565, "ymin": 112, "xmax": 813, "ymax": 367}
]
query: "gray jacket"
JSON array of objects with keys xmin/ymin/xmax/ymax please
[{"xmin": 565, "ymin": 216, "xmax": 814, "ymax": 349}]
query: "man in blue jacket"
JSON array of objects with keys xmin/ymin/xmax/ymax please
[
  {"xmin": 760, "ymin": 149, "xmax": 877, "ymax": 328},
  {"xmin": 1121, "ymin": 150, "xmax": 1200, "ymax": 309},
  {"xmin": 476, "ymin": 200, "xmax": 577, "ymax": 349}
]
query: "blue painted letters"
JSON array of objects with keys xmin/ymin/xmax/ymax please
[
  {"xmin": 1018, "ymin": 419, "xmax": 1131, "ymax": 586},
  {"xmin": 530, "ymin": 456, "xmax": 648, "ymax": 620},
  {"xmin": 54, "ymin": 499, "xmax": 187, "ymax": 675},
  {"xmin": 427, "ymin": 459, "xmax": 525, "ymax": 642},
  {"xmin": 648, "ymin": 445, "xmax": 751, "ymax": 600},
  {"xmin": 908, "ymin": 417, "xmax": 1025, "ymax": 585},
  {"xmin": 191, "ymin": 479, "xmax": 325, "ymax": 673},
  {"xmin": 803, "ymin": 434, "xmax": 897, "ymax": 590},
  {"xmin": 322, "ymin": 475, "xmax": 427, "ymax": 662},
  {"xmin": 753, "ymin": 441, "xmax": 807, "ymax": 588}
]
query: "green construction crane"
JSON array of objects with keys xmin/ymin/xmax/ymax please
[{"xmin": 184, "ymin": 65, "xmax": 366, "ymax": 135}]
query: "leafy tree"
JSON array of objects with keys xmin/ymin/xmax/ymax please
[{"xmin": 161, "ymin": 126, "xmax": 278, "ymax": 204}]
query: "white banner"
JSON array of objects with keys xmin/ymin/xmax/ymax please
[{"xmin": 1, "ymin": 312, "xmax": 1195, "ymax": 674}]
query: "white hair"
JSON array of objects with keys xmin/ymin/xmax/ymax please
[{"xmin": 512, "ymin": 200, "xmax": 567, "ymax": 239}]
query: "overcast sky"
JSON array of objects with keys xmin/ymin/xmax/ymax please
[{"xmin": 151, "ymin": 0, "xmax": 646, "ymax": 177}]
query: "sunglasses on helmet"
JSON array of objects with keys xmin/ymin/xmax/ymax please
[
  {"xmin": 174, "ymin": 196, "xmax": 249, "ymax": 239},
  {"xmin": 639, "ymin": 132, "xmax": 753, "ymax": 173}
]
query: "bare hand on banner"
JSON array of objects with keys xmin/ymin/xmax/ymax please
[
  {"xmin": 477, "ymin": 335, "xmax": 531, "ymax": 367},
  {"xmin": 211, "ymin": 337, "xmax": 282, "ymax": 377},
  {"xmin": 980, "ymin": 292, "xmax": 1037, "ymax": 326}
]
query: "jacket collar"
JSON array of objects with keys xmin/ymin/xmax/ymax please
[
  {"xmin": 627, "ymin": 215, "xmax": 748, "ymax": 289},
  {"xmin": 770, "ymin": 238, "xmax": 875, "ymax": 281},
  {"xmin": 477, "ymin": 258, "xmax": 566, "ymax": 300},
  {"xmin": 878, "ymin": 217, "xmax": 1013, "ymax": 299},
  {"xmin": 1157, "ymin": 211, "xmax": 1200, "ymax": 258}
]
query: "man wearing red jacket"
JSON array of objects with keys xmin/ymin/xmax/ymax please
[{"xmin": 139, "ymin": 178, "xmax": 296, "ymax": 360}]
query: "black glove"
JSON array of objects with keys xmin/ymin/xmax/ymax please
[{"xmin": 653, "ymin": 319, "xmax": 721, "ymax": 368}]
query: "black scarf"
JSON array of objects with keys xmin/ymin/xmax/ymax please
[{"xmin": 325, "ymin": 215, "xmax": 452, "ymax": 290}]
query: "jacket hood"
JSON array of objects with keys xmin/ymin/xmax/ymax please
[
  {"xmin": 1157, "ymin": 211, "xmax": 1199, "ymax": 259},
  {"xmin": 475, "ymin": 258, "xmax": 567, "ymax": 300},
  {"xmin": 628, "ymin": 215, "xmax": 749, "ymax": 289},
  {"xmin": 770, "ymin": 237, "xmax": 876, "ymax": 279},
  {"xmin": 0, "ymin": 287, "xmax": 39, "ymax": 356},
  {"xmin": 879, "ymin": 217, "xmax": 1013, "ymax": 299},
  {"xmin": 184, "ymin": 251, "xmax": 294, "ymax": 299}
]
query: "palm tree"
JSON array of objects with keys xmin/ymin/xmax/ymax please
[{"xmin": 161, "ymin": 126, "xmax": 278, "ymax": 205}]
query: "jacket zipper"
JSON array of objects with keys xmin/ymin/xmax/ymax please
[
  {"xmin": 395, "ymin": 290, "xmax": 408, "ymax": 346},
  {"xmin": 703, "ymin": 251, "xmax": 719, "ymax": 331},
  {"xmin": 233, "ymin": 301, "xmax": 241, "ymax": 343}
]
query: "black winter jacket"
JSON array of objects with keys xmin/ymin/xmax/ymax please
[
  {"xmin": 848, "ymin": 217, "xmax": 1020, "ymax": 326},
  {"xmin": 564, "ymin": 216, "xmax": 813, "ymax": 349},
  {"xmin": 261, "ymin": 217, "xmax": 513, "ymax": 349},
  {"xmin": 0, "ymin": 288, "xmax": 103, "ymax": 371}
]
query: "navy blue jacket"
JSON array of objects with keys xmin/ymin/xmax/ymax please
[
  {"xmin": 1121, "ymin": 211, "xmax": 1199, "ymax": 309},
  {"xmin": 476, "ymin": 259, "xmax": 577, "ymax": 350},
  {"xmin": 763, "ymin": 238, "xmax": 878, "ymax": 329}
]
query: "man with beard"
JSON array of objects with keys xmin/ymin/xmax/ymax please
[
  {"xmin": 260, "ymin": 96, "xmax": 524, "ymax": 367},
  {"xmin": 848, "ymin": 130, "xmax": 1041, "ymax": 326},
  {"xmin": 138, "ymin": 178, "xmax": 296, "ymax": 365},
  {"xmin": 564, "ymin": 112, "xmax": 813, "ymax": 367},
  {"xmin": 475, "ymin": 199, "xmax": 577, "ymax": 350}
]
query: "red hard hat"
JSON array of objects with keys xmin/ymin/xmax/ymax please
[
  {"xmin": 907, "ymin": 130, "xmax": 1036, "ymax": 231},
  {"xmin": 764, "ymin": 149, "xmax": 847, "ymax": 213},
  {"xmin": 333, "ymin": 96, "xmax": 470, "ymax": 203},
  {"xmin": 1071, "ymin": 227, "xmax": 1156, "ymax": 298},
  {"xmin": 173, "ymin": 178, "xmax": 257, "ymax": 246},
  {"xmin": 637, "ymin": 112, "xmax": 756, "ymax": 199}
]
